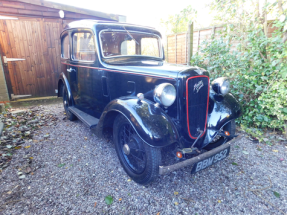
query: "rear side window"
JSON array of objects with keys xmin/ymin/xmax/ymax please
[
  {"xmin": 61, "ymin": 35, "xmax": 69, "ymax": 59},
  {"xmin": 72, "ymin": 32, "xmax": 95, "ymax": 61}
]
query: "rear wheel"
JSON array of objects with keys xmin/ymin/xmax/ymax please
[
  {"xmin": 204, "ymin": 120, "xmax": 235, "ymax": 150},
  {"xmin": 113, "ymin": 114, "xmax": 161, "ymax": 185},
  {"xmin": 62, "ymin": 85, "xmax": 76, "ymax": 121}
]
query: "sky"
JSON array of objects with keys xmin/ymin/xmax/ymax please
[{"xmin": 46, "ymin": 0, "xmax": 213, "ymax": 36}]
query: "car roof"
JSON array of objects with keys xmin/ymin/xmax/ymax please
[{"xmin": 63, "ymin": 20, "xmax": 161, "ymax": 36}]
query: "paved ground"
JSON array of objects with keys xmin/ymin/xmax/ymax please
[{"xmin": 0, "ymin": 102, "xmax": 287, "ymax": 215}]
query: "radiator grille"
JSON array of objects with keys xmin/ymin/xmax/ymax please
[{"xmin": 186, "ymin": 76, "xmax": 209, "ymax": 139}]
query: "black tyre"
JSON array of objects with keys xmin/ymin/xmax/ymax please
[
  {"xmin": 62, "ymin": 85, "xmax": 76, "ymax": 121},
  {"xmin": 204, "ymin": 120, "xmax": 235, "ymax": 150},
  {"xmin": 113, "ymin": 114, "xmax": 161, "ymax": 185}
]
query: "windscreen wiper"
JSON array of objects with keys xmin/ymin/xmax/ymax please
[{"xmin": 123, "ymin": 26, "xmax": 139, "ymax": 45}]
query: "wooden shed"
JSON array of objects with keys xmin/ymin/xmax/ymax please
[{"xmin": 0, "ymin": 0, "xmax": 125, "ymax": 102}]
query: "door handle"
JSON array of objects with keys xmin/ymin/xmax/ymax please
[{"xmin": 67, "ymin": 68, "xmax": 75, "ymax": 72}]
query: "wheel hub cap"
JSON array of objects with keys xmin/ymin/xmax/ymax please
[{"xmin": 123, "ymin": 144, "xmax": 130, "ymax": 155}]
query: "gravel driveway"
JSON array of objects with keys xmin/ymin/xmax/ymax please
[{"xmin": 1, "ymin": 102, "xmax": 287, "ymax": 215}]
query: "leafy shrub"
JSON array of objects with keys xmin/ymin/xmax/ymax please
[{"xmin": 191, "ymin": 21, "xmax": 287, "ymax": 130}]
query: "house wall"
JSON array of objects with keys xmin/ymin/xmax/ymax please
[
  {"xmin": 0, "ymin": 53, "xmax": 9, "ymax": 102},
  {"xmin": 0, "ymin": 0, "xmax": 123, "ymax": 100}
]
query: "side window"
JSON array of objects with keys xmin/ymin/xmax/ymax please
[
  {"xmin": 72, "ymin": 32, "xmax": 95, "ymax": 61},
  {"xmin": 61, "ymin": 34, "xmax": 69, "ymax": 59}
]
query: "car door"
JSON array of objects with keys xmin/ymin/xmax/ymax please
[
  {"xmin": 61, "ymin": 31, "xmax": 80, "ymax": 106},
  {"xmin": 71, "ymin": 30, "xmax": 109, "ymax": 118}
]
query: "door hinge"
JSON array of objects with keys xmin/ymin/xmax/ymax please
[{"xmin": 3, "ymin": 56, "xmax": 25, "ymax": 66}]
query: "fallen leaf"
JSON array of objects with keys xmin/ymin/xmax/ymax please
[
  {"xmin": 57, "ymin": 163, "xmax": 66, "ymax": 168},
  {"xmin": 157, "ymin": 213, "xmax": 160, "ymax": 215},
  {"xmin": 28, "ymin": 186, "xmax": 31, "ymax": 189},
  {"xmin": 14, "ymin": 146, "xmax": 22, "ymax": 150},
  {"xmin": 235, "ymin": 145, "xmax": 240, "ymax": 148},
  {"xmin": 273, "ymin": 191, "xmax": 280, "ymax": 198},
  {"xmin": 6, "ymin": 145, "xmax": 12, "ymax": 149},
  {"xmin": 119, "ymin": 198, "xmax": 122, "ymax": 201},
  {"xmin": 65, "ymin": 167, "xmax": 68, "ymax": 169},
  {"xmin": 231, "ymin": 162, "xmax": 238, "ymax": 165},
  {"xmin": 30, "ymin": 172, "xmax": 34, "ymax": 175},
  {"xmin": 272, "ymin": 150, "xmax": 278, "ymax": 153},
  {"xmin": 7, "ymin": 191, "xmax": 12, "ymax": 194},
  {"xmin": 218, "ymin": 200, "xmax": 221, "ymax": 203},
  {"xmin": 242, "ymin": 151, "xmax": 249, "ymax": 154},
  {"xmin": 105, "ymin": 195, "xmax": 113, "ymax": 205},
  {"xmin": 24, "ymin": 145, "xmax": 31, "ymax": 149},
  {"xmin": 174, "ymin": 202, "xmax": 179, "ymax": 205},
  {"xmin": 29, "ymin": 157, "xmax": 33, "ymax": 159},
  {"xmin": 94, "ymin": 202, "xmax": 97, "ymax": 207},
  {"xmin": 84, "ymin": 137, "xmax": 88, "ymax": 140},
  {"xmin": 127, "ymin": 179, "xmax": 131, "ymax": 182},
  {"xmin": 280, "ymin": 158, "xmax": 284, "ymax": 161},
  {"xmin": 257, "ymin": 148, "xmax": 262, "ymax": 151},
  {"xmin": 174, "ymin": 191, "xmax": 179, "ymax": 195}
]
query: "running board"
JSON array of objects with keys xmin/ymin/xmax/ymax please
[{"xmin": 68, "ymin": 107, "xmax": 99, "ymax": 129}]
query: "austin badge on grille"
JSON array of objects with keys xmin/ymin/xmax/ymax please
[{"xmin": 193, "ymin": 80, "xmax": 204, "ymax": 93}]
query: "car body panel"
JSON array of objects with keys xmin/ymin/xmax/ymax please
[
  {"xmin": 203, "ymin": 93, "xmax": 242, "ymax": 147},
  {"xmin": 95, "ymin": 97, "xmax": 179, "ymax": 147},
  {"xmin": 58, "ymin": 73, "xmax": 74, "ymax": 106}
]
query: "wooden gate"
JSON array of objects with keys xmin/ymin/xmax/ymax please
[{"xmin": 0, "ymin": 17, "xmax": 63, "ymax": 97}]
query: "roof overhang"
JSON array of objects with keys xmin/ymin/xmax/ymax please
[{"xmin": 13, "ymin": 0, "xmax": 125, "ymax": 21}]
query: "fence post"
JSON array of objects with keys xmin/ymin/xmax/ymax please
[
  {"xmin": 197, "ymin": 30, "xmax": 200, "ymax": 53},
  {"xmin": 175, "ymin": 34, "xmax": 177, "ymax": 64},
  {"xmin": 187, "ymin": 22, "xmax": 193, "ymax": 66},
  {"xmin": 212, "ymin": 26, "xmax": 216, "ymax": 39},
  {"xmin": 166, "ymin": 35, "xmax": 168, "ymax": 63}
]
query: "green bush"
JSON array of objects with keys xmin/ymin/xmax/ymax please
[{"xmin": 191, "ymin": 21, "xmax": 287, "ymax": 130}]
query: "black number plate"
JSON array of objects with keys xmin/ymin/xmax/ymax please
[{"xmin": 191, "ymin": 146, "xmax": 230, "ymax": 174}]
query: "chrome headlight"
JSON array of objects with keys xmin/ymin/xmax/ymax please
[
  {"xmin": 154, "ymin": 83, "xmax": 176, "ymax": 107},
  {"xmin": 211, "ymin": 77, "xmax": 230, "ymax": 96}
]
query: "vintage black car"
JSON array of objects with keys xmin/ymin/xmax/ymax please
[{"xmin": 58, "ymin": 20, "xmax": 242, "ymax": 185}]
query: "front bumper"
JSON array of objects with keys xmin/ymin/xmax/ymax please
[{"xmin": 159, "ymin": 135, "xmax": 242, "ymax": 175}]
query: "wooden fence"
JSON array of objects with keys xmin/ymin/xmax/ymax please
[{"xmin": 166, "ymin": 23, "xmax": 278, "ymax": 64}]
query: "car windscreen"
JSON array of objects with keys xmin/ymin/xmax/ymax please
[{"xmin": 99, "ymin": 30, "xmax": 162, "ymax": 59}]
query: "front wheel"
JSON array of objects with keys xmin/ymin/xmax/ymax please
[{"xmin": 113, "ymin": 114, "xmax": 161, "ymax": 185}]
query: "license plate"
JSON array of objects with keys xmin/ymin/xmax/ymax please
[{"xmin": 191, "ymin": 146, "xmax": 230, "ymax": 174}]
